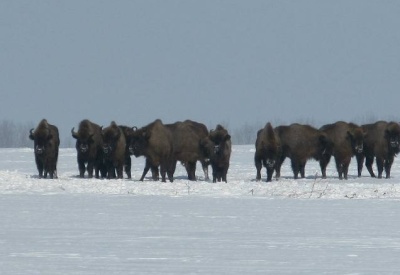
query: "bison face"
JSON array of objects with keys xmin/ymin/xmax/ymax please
[
  {"xmin": 79, "ymin": 143, "xmax": 89, "ymax": 153},
  {"xmin": 389, "ymin": 136, "xmax": 399, "ymax": 149},
  {"xmin": 266, "ymin": 158, "xmax": 276, "ymax": 168},
  {"xmin": 129, "ymin": 131, "xmax": 150, "ymax": 157},
  {"xmin": 35, "ymin": 145, "xmax": 45, "ymax": 155},
  {"xmin": 103, "ymin": 143, "xmax": 114, "ymax": 156},
  {"xmin": 348, "ymin": 130, "xmax": 364, "ymax": 154},
  {"xmin": 385, "ymin": 129, "xmax": 400, "ymax": 149}
]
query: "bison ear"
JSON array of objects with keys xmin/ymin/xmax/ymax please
[
  {"xmin": 71, "ymin": 127, "xmax": 79, "ymax": 139},
  {"xmin": 29, "ymin": 128, "xmax": 35, "ymax": 140},
  {"xmin": 224, "ymin": 134, "xmax": 231, "ymax": 141}
]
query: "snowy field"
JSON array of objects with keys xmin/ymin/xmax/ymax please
[{"xmin": 1, "ymin": 145, "xmax": 400, "ymax": 274}]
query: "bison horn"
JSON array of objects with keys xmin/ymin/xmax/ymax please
[
  {"xmin": 71, "ymin": 127, "xmax": 79, "ymax": 138},
  {"xmin": 132, "ymin": 126, "xmax": 138, "ymax": 131}
]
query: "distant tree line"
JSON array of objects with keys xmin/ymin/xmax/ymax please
[{"xmin": 0, "ymin": 120, "xmax": 34, "ymax": 148}]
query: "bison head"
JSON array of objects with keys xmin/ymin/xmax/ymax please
[
  {"xmin": 29, "ymin": 124, "xmax": 52, "ymax": 155},
  {"xmin": 71, "ymin": 127, "xmax": 95, "ymax": 154},
  {"xmin": 102, "ymin": 122, "xmax": 121, "ymax": 156},
  {"xmin": 129, "ymin": 129, "xmax": 150, "ymax": 157},
  {"xmin": 385, "ymin": 126, "xmax": 400, "ymax": 149},
  {"xmin": 208, "ymin": 126, "xmax": 231, "ymax": 156},
  {"xmin": 348, "ymin": 128, "xmax": 365, "ymax": 154}
]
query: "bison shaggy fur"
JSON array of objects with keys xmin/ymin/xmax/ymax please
[
  {"xmin": 319, "ymin": 121, "xmax": 365, "ymax": 180},
  {"xmin": 102, "ymin": 121, "xmax": 126, "ymax": 179},
  {"xmin": 356, "ymin": 121, "xmax": 400, "ymax": 178},
  {"xmin": 255, "ymin": 122, "xmax": 281, "ymax": 182},
  {"xmin": 29, "ymin": 119, "xmax": 60, "ymax": 179},
  {"xmin": 275, "ymin": 123, "xmax": 333, "ymax": 179},
  {"xmin": 71, "ymin": 119, "xmax": 106, "ymax": 178}
]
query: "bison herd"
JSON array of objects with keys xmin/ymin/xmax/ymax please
[
  {"xmin": 29, "ymin": 119, "xmax": 231, "ymax": 182},
  {"xmin": 29, "ymin": 119, "xmax": 400, "ymax": 182}
]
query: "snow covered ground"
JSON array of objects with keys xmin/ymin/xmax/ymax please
[{"xmin": 1, "ymin": 146, "xmax": 400, "ymax": 274}]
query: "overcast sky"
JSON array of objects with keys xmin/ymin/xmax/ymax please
[{"xmin": 1, "ymin": 1, "xmax": 400, "ymax": 138}]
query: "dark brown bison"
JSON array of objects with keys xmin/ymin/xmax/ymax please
[
  {"xmin": 319, "ymin": 121, "xmax": 365, "ymax": 180},
  {"xmin": 128, "ymin": 119, "xmax": 174, "ymax": 182},
  {"xmin": 29, "ymin": 119, "xmax": 60, "ymax": 179},
  {"xmin": 118, "ymin": 125, "xmax": 136, "ymax": 179},
  {"xmin": 356, "ymin": 121, "xmax": 400, "ymax": 178},
  {"xmin": 71, "ymin": 119, "xmax": 106, "ymax": 178},
  {"xmin": 204, "ymin": 124, "xmax": 231, "ymax": 183},
  {"xmin": 275, "ymin": 123, "xmax": 333, "ymax": 179},
  {"xmin": 167, "ymin": 120, "xmax": 211, "ymax": 181},
  {"xmin": 101, "ymin": 121, "xmax": 126, "ymax": 179},
  {"xmin": 255, "ymin": 122, "xmax": 281, "ymax": 182}
]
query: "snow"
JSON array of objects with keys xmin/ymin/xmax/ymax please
[{"xmin": 1, "ymin": 145, "xmax": 400, "ymax": 273}]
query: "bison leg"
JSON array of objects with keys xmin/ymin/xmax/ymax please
[
  {"xmin": 365, "ymin": 156, "xmax": 376, "ymax": 178},
  {"xmin": 375, "ymin": 157, "xmax": 384, "ymax": 179},
  {"xmin": 78, "ymin": 160, "xmax": 86, "ymax": 178},
  {"xmin": 334, "ymin": 158, "xmax": 343, "ymax": 180},
  {"xmin": 117, "ymin": 168, "xmax": 124, "ymax": 179},
  {"xmin": 151, "ymin": 166, "xmax": 160, "ymax": 181},
  {"xmin": 290, "ymin": 159, "xmax": 299, "ymax": 179},
  {"xmin": 87, "ymin": 162, "xmax": 94, "ymax": 178},
  {"xmin": 385, "ymin": 156, "xmax": 394, "ymax": 179},
  {"xmin": 266, "ymin": 166, "xmax": 274, "ymax": 182},
  {"xmin": 200, "ymin": 160, "xmax": 209, "ymax": 181},
  {"xmin": 185, "ymin": 161, "xmax": 197, "ymax": 181},
  {"xmin": 356, "ymin": 154, "xmax": 364, "ymax": 177},
  {"xmin": 320, "ymin": 154, "xmax": 331, "ymax": 179},
  {"xmin": 275, "ymin": 156, "xmax": 285, "ymax": 180},
  {"xmin": 124, "ymin": 155, "xmax": 132, "ymax": 179},
  {"xmin": 299, "ymin": 163, "xmax": 306, "ymax": 179},
  {"xmin": 36, "ymin": 161, "xmax": 44, "ymax": 179},
  {"xmin": 255, "ymin": 156, "xmax": 262, "ymax": 181}
]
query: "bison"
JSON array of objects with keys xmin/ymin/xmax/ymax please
[
  {"xmin": 255, "ymin": 122, "xmax": 281, "ymax": 182},
  {"xmin": 119, "ymin": 125, "xmax": 136, "ymax": 179},
  {"xmin": 101, "ymin": 121, "xmax": 126, "ymax": 179},
  {"xmin": 128, "ymin": 119, "xmax": 174, "ymax": 182},
  {"xmin": 29, "ymin": 119, "xmax": 60, "ymax": 179},
  {"xmin": 356, "ymin": 121, "xmax": 400, "ymax": 178},
  {"xmin": 167, "ymin": 120, "xmax": 211, "ymax": 181},
  {"xmin": 275, "ymin": 123, "xmax": 333, "ymax": 179},
  {"xmin": 71, "ymin": 119, "xmax": 106, "ymax": 178},
  {"xmin": 319, "ymin": 121, "xmax": 365, "ymax": 180},
  {"xmin": 204, "ymin": 124, "xmax": 231, "ymax": 183}
]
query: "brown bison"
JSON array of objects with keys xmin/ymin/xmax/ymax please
[
  {"xmin": 101, "ymin": 121, "xmax": 126, "ymax": 179},
  {"xmin": 275, "ymin": 123, "xmax": 333, "ymax": 179},
  {"xmin": 255, "ymin": 122, "xmax": 281, "ymax": 182},
  {"xmin": 356, "ymin": 121, "xmax": 400, "ymax": 178},
  {"xmin": 319, "ymin": 121, "xmax": 365, "ymax": 180},
  {"xmin": 205, "ymin": 125, "xmax": 231, "ymax": 183},
  {"xmin": 167, "ymin": 120, "xmax": 211, "ymax": 181},
  {"xmin": 118, "ymin": 125, "xmax": 136, "ymax": 179},
  {"xmin": 29, "ymin": 119, "xmax": 60, "ymax": 179},
  {"xmin": 128, "ymin": 119, "xmax": 174, "ymax": 182},
  {"xmin": 71, "ymin": 119, "xmax": 106, "ymax": 178}
]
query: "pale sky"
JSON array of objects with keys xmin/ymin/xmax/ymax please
[{"xmin": 1, "ymin": 1, "xmax": 400, "ymax": 140}]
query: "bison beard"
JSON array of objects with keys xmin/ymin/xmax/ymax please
[
  {"xmin": 29, "ymin": 119, "xmax": 60, "ymax": 179},
  {"xmin": 357, "ymin": 121, "xmax": 400, "ymax": 179}
]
